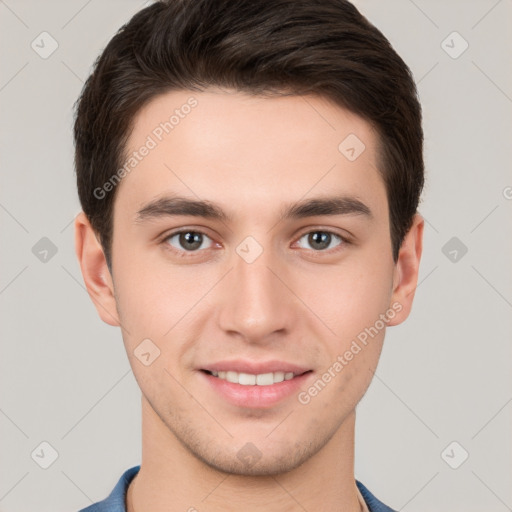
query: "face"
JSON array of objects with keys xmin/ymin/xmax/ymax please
[{"xmin": 80, "ymin": 88, "xmax": 422, "ymax": 476}]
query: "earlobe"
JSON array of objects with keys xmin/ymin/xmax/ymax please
[
  {"xmin": 74, "ymin": 212, "xmax": 120, "ymax": 327},
  {"xmin": 387, "ymin": 214, "xmax": 424, "ymax": 326}
]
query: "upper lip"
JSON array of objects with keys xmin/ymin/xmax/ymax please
[{"xmin": 200, "ymin": 359, "xmax": 311, "ymax": 375}]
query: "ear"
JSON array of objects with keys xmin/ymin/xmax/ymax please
[
  {"xmin": 74, "ymin": 211, "xmax": 120, "ymax": 327},
  {"xmin": 387, "ymin": 214, "xmax": 424, "ymax": 326}
]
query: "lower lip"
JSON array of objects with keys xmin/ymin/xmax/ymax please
[{"xmin": 199, "ymin": 370, "xmax": 313, "ymax": 409}]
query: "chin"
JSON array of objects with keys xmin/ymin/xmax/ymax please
[{"xmin": 200, "ymin": 447, "xmax": 311, "ymax": 477}]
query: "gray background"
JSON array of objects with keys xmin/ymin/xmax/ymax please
[{"xmin": 0, "ymin": 0, "xmax": 511, "ymax": 511}]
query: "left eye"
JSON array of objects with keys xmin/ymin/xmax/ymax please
[
  {"xmin": 296, "ymin": 231, "xmax": 343, "ymax": 251},
  {"xmin": 165, "ymin": 231, "xmax": 213, "ymax": 252}
]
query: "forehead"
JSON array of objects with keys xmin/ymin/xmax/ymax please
[{"xmin": 116, "ymin": 88, "xmax": 386, "ymax": 221}]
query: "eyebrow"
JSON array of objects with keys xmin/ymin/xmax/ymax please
[{"xmin": 135, "ymin": 195, "xmax": 372, "ymax": 223}]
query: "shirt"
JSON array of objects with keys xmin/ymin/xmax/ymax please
[{"xmin": 79, "ymin": 465, "xmax": 397, "ymax": 512}]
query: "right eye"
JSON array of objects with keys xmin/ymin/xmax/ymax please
[{"xmin": 163, "ymin": 230, "xmax": 215, "ymax": 254}]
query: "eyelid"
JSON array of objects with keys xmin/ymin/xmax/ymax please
[{"xmin": 294, "ymin": 225, "xmax": 353, "ymax": 244}]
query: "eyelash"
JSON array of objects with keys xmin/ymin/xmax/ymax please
[{"xmin": 160, "ymin": 228, "xmax": 351, "ymax": 258}]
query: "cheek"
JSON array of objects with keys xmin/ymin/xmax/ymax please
[
  {"xmin": 299, "ymin": 257, "xmax": 394, "ymax": 338},
  {"xmin": 111, "ymin": 238, "xmax": 199, "ymax": 335},
  {"xmin": 114, "ymin": 272, "xmax": 171, "ymax": 339}
]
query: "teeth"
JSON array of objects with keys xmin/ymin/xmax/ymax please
[
  {"xmin": 209, "ymin": 370, "xmax": 298, "ymax": 385},
  {"xmin": 273, "ymin": 372, "xmax": 285, "ymax": 383},
  {"xmin": 227, "ymin": 370, "xmax": 241, "ymax": 384},
  {"xmin": 239, "ymin": 372, "xmax": 256, "ymax": 385}
]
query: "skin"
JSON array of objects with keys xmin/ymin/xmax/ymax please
[{"xmin": 75, "ymin": 88, "xmax": 423, "ymax": 512}]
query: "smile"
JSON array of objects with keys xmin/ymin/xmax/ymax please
[
  {"xmin": 204, "ymin": 370, "xmax": 305, "ymax": 386},
  {"xmin": 200, "ymin": 369, "xmax": 314, "ymax": 409}
]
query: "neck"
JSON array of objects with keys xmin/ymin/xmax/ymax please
[{"xmin": 127, "ymin": 397, "xmax": 361, "ymax": 512}]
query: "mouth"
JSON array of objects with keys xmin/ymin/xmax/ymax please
[
  {"xmin": 199, "ymin": 367, "xmax": 315, "ymax": 409},
  {"xmin": 201, "ymin": 369, "xmax": 313, "ymax": 386}
]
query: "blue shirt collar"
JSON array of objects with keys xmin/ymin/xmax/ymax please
[{"xmin": 79, "ymin": 465, "xmax": 397, "ymax": 512}]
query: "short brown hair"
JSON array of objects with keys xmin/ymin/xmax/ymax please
[{"xmin": 74, "ymin": 0, "xmax": 424, "ymax": 269}]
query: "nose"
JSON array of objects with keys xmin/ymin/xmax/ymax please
[{"xmin": 217, "ymin": 243, "xmax": 297, "ymax": 345}]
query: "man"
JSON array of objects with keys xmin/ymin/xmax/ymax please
[{"xmin": 73, "ymin": 0, "xmax": 424, "ymax": 510}]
